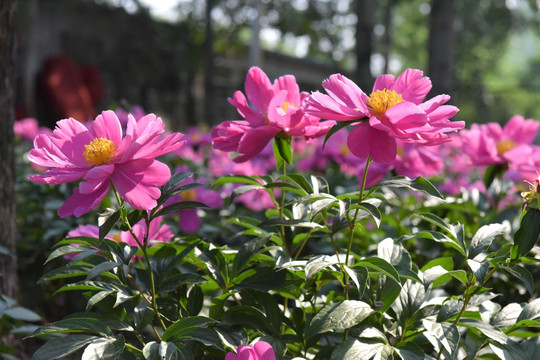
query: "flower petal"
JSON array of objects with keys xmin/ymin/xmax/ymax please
[{"xmin": 348, "ymin": 122, "xmax": 397, "ymax": 164}]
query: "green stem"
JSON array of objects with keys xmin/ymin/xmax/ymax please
[
  {"xmin": 125, "ymin": 343, "xmax": 143, "ymax": 354},
  {"xmin": 111, "ymin": 185, "xmax": 168, "ymax": 334},
  {"xmin": 344, "ymin": 157, "xmax": 372, "ymax": 299}
]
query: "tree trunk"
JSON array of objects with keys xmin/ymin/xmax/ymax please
[
  {"xmin": 204, "ymin": 0, "xmax": 215, "ymax": 125},
  {"xmin": 0, "ymin": 0, "xmax": 18, "ymax": 300},
  {"xmin": 354, "ymin": 0, "xmax": 375, "ymax": 91},
  {"xmin": 428, "ymin": 0, "xmax": 455, "ymax": 96}
]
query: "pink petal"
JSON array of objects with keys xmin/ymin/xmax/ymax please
[
  {"xmin": 179, "ymin": 208, "xmax": 200, "ymax": 233},
  {"xmin": 29, "ymin": 167, "xmax": 88, "ymax": 185},
  {"xmin": 391, "ymin": 68, "xmax": 432, "ymax": 104},
  {"xmin": 111, "ymin": 160, "xmax": 171, "ymax": 210},
  {"xmin": 273, "ymin": 74, "xmax": 301, "ymax": 105},
  {"xmin": 504, "ymin": 115, "xmax": 540, "ymax": 145},
  {"xmin": 245, "ymin": 67, "xmax": 274, "ymax": 113},
  {"xmin": 234, "ymin": 125, "xmax": 281, "ymax": 163},
  {"xmin": 252, "ymin": 341, "xmax": 276, "ymax": 360},
  {"xmin": 348, "ymin": 123, "xmax": 397, "ymax": 164},
  {"xmin": 58, "ymin": 183, "xmax": 110, "ymax": 217},
  {"xmin": 228, "ymin": 91, "xmax": 266, "ymax": 126},
  {"xmin": 372, "ymin": 74, "xmax": 395, "ymax": 92},
  {"xmin": 79, "ymin": 165, "xmax": 115, "ymax": 194},
  {"xmin": 91, "ymin": 110, "xmax": 123, "ymax": 145},
  {"xmin": 212, "ymin": 121, "xmax": 250, "ymax": 152}
]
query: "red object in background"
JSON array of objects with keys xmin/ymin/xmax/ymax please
[{"xmin": 40, "ymin": 56, "xmax": 103, "ymax": 122}]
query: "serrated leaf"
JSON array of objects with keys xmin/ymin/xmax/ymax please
[
  {"xmin": 306, "ymin": 300, "xmax": 373, "ymax": 338},
  {"xmin": 469, "ymin": 223, "xmax": 507, "ymax": 259},
  {"xmin": 31, "ymin": 335, "xmax": 99, "ymax": 360}
]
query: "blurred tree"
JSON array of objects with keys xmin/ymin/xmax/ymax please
[
  {"xmin": 0, "ymin": 0, "xmax": 18, "ymax": 301},
  {"xmin": 428, "ymin": 0, "xmax": 455, "ymax": 97}
]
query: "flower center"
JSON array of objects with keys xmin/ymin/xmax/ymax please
[
  {"xmin": 367, "ymin": 89, "xmax": 404, "ymax": 114},
  {"xmin": 83, "ymin": 137, "xmax": 117, "ymax": 166},
  {"xmin": 339, "ymin": 144, "xmax": 350, "ymax": 156},
  {"xmin": 282, "ymin": 101, "xmax": 296, "ymax": 114},
  {"xmin": 180, "ymin": 189, "xmax": 197, "ymax": 201},
  {"xmin": 496, "ymin": 139, "xmax": 517, "ymax": 155}
]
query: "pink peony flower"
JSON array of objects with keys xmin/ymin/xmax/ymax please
[
  {"xmin": 28, "ymin": 110, "xmax": 185, "ymax": 217},
  {"xmin": 225, "ymin": 341, "xmax": 276, "ymax": 360},
  {"xmin": 120, "ymin": 215, "xmax": 173, "ymax": 248},
  {"xmin": 460, "ymin": 115, "xmax": 539, "ymax": 167},
  {"xmin": 212, "ymin": 66, "xmax": 334, "ymax": 163},
  {"xmin": 306, "ymin": 69, "xmax": 463, "ymax": 164},
  {"xmin": 14, "ymin": 118, "xmax": 52, "ymax": 141}
]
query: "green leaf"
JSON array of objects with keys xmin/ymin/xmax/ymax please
[
  {"xmin": 3, "ymin": 307, "xmax": 41, "ymax": 322},
  {"xmin": 460, "ymin": 319, "xmax": 508, "ymax": 344},
  {"xmin": 98, "ymin": 208, "xmax": 120, "ymax": 242},
  {"xmin": 31, "ymin": 335, "xmax": 99, "ymax": 360},
  {"xmin": 306, "ymin": 300, "xmax": 374, "ymax": 338},
  {"xmin": 213, "ymin": 175, "xmax": 262, "ymax": 188},
  {"xmin": 322, "ymin": 120, "xmax": 356, "ymax": 149},
  {"xmin": 86, "ymin": 261, "xmax": 121, "ymax": 280},
  {"xmin": 503, "ymin": 264, "xmax": 534, "ymax": 296},
  {"xmin": 354, "ymin": 257, "xmax": 400, "ymax": 284},
  {"xmin": 28, "ymin": 317, "xmax": 111, "ymax": 338},
  {"xmin": 162, "ymin": 171, "xmax": 194, "ymax": 196},
  {"xmin": 232, "ymin": 266, "xmax": 286, "ymax": 292},
  {"xmin": 380, "ymin": 176, "xmax": 443, "ymax": 199},
  {"xmin": 232, "ymin": 234, "xmax": 272, "ymax": 277},
  {"xmin": 412, "ymin": 230, "xmax": 466, "ymax": 256},
  {"xmin": 154, "ymin": 201, "xmax": 210, "ymax": 218},
  {"xmin": 162, "ymin": 316, "xmax": 222, "ymax": 350},
  {"xmin": 305, "ymin": 254, "xmax": 342, "ymax": 281},
  {"xmin": 437, "ymin": 299, "xmax": 462, "ymax": 322},
  {"xmin": 283, "ymin": 173, "xmax": 314, "ymax": 193},
  {"xmin": 259, "ymin": 218, "xmax": 324, "ymax": 230},
  {"xmin": 484, "ymin": 163, "xmax": 506, "ymax": 189},
  {"xmin": 273, "ymin": 136, "xmax": 292, "ymax": 165},
  {"xmin": 330, "ymin": 338, "xmax": 391, "ymax": 360},
  {"xmin": 81, "ymin": 336, "xmax": 124, "ymax": 360},
  {"xmin": 422, "ymin": 320, "xmax": 459, "ymax": 357},
  {"xmin": 467, "ymin": 259, "xmax": 491, "ymax": 285},
  {"xmin": 469, "ymin": 223, "xmax": 507, "ymax": 259},
  {"xmin": 516, "ymin": 298, "xmax": 540, "ymax": 322},
  {"xmin": 143, "ymin": 341, "xmax": 181, "ymax": 360},
  {"xmin": 512, "ymin": 208, "xmax": 540, "ymax": 259}
]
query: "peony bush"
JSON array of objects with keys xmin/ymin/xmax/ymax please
[{"xmin": 11, "ymin": 67, "xmax": 540, "ymax": 359}]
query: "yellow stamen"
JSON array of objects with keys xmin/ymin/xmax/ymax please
[
  {"xmin": 496, "ymin": 139, "xmax": 517, "ymax": 155},
  {"xmin": 339, "ymin": 144, "xmax": 351, "ymax": 156},
  {"xmin": 180, "ymin": 189, "xmax": 197, "ymax": 201},
  {"xmin": 282, "ymin": 101, "xmax": 296, "ymax": 113},
  {"xmin": 83, "ymin": 137, "xmax": 117, "ymax": 166},
  {"xmin": 367, "ymin": 89, "xmax": 404, "ymax": 114}
]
